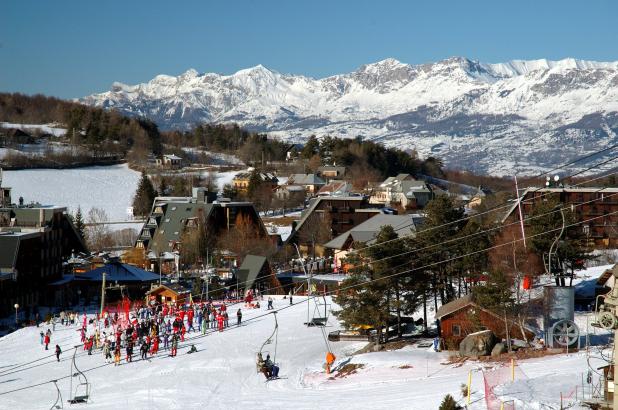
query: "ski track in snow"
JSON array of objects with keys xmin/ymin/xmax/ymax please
[{"xmin": 0, "ymin": 296, "xmax": 605, "ymax": 409}]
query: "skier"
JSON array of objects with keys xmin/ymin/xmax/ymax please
[
  {"xmin": 237, "ymin": 309, "xmax": 242, "ymax": 326},
  {"xmin": 223, "ymin": 311, "xmax": 229, "ymax": 328},
  {"xmin": 140, "ymin": 341, "xmax": 149, "ymax": 360},
  {"xmin": 114, "ymin": 345, "xmax": 121, "ymax": 366},
  {"xmin": 267, "ymin": 297, "xmax": 273, "ymax": 310},
  {"xmin": 103, "ymin": 340, "xmax": 112, "ymax": 363},
  {"xmin": 187, "ymin": 344, "xmax": 197, "ymax": 354},
  {"xmin": 170, "ymin": 334, "xmax": 179, "ymax": 357},
  {"xmin": 217, "ymin": 314, "xmax": 224, "ymax": 332},
  {"xmin": 44, "ymin": 332, "xmax": 50, "ymax": 350},
  {"xmin": 55, "ymin": 344, "xmax": 62, "ymax": 362},
  {"xmin": 39, "ymin": 331, "xmax": 44, "ymax": 345},
  {"xmin": 150, "ymin": 335, "xmax": 159, "ymax": 355},
  {"xmin": 126, "ymin": 339, "xmax": 134, "ymax": 362}
]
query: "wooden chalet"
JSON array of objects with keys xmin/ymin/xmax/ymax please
[{"xmin": 435, "ymin": 294, "xmax": 534, "ymax": 349}]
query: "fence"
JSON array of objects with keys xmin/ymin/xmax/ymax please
[{"xmin": 482, "ymin": 360, "xmax": 527, "ymax": 410}]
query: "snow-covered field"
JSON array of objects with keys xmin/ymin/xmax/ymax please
[
  {"xmin": 0, "ymin": 122, "xmax": 67, "ymax": 137},
  {"xmin": 2, "ymin": 164, "xmax": 140, "ymax": 223},
  {"xmin": 0, "ymin": 296, "xmax": 608, "ymax": 409}
]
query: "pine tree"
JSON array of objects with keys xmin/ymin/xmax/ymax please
[
  {"xmin": 132, "ymin": 171, "xmax": 157, "ymax": 217},
  {"xmin": 438, "ymin": 394, "xmax": 461, "ymax": 410},
  {"xmin": 74, "ymin": 206, "xmax": 86, "ymax": 242}
]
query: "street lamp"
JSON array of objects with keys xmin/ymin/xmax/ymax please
[{"xmin": 14, "ymin": 303, "xmax": 19, "ymax": 325}]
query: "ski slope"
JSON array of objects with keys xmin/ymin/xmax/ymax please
[{"xmin": 0, "ymin": 296, "xmax": 607, "ymax": 409}]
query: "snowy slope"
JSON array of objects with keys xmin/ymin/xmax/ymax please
[
  {"xmin": 0, "ymin": 297, "xmax": 607, "ymax": 409},
  {"xmin": 2, "ymin": 164, "xmax": 140, "ymax": 223},
  {"xmin": 82, "ymin": 57, "xmax": 618, "ymax": 175}
]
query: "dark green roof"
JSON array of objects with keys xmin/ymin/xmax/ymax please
[
  {"xmin": 237, "ymin": 255, "xmax": 268, "ymax": 292},
  {"xmin": 0, "ymin": 235, "xmax": 20, "ymax": 272},
  {"xmin": 147, "ymin": 201, "xmax": 215, "ymax": 254}
]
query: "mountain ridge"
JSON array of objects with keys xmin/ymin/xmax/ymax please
[{"xmin": 81, "ymin": 57, "xmax": 618, "ymax": 175}]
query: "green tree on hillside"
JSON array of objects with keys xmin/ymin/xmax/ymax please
[
  {"xmin": 73, "ymin": 206, "xmax": 87, "ymax": 243},
  {"xmin": 132, "ymin": 171, "xmax": 157, "ymax": 217}
]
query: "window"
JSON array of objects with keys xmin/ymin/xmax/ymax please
[{"xmin": 452, "ymin": 324, "xmax": 461, "ymax": 337}]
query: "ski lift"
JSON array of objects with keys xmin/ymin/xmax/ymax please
[
  {"xmin": 50, "ymin": 379, "xmax": 63, "ymax": 410},
  {"xmin": 68, "ymin": 347, "xmax": 90, "ymax": 404},
  {"xmin": 304, "ymin": 293, "xmax": 330, "ymax": 327},
  {"xmin": 256, "ymin": 312, "xmax": 278, "ymax": 376}
]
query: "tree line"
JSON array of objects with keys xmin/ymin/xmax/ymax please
[
  {"xmin": 0, "ymin": 93, "xmax": 162, "ymax": 163},
  {"xmin": 334, "ymin": 194, "xmax": 589, "ymax": 348}
]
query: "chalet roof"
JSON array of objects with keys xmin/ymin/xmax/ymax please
[
  {"xmin": 318, "ymin": 180, "xmax": 352, "ymax": 196},
  {"xmin": 147, "ymin": 201, "xmax": 216, "ymax": 254},
  {"xmin": 324, "ymin": 213, "xmax": 422, "ymax": 250},
  {"xmin": 317, "ymin": 165, "xmax": 346, "ymax": 175},
  {"xmin": 288, "ymin": 174, "xmax": 326, "ymax": 186},
  {"xmin": 435, "ymin": 294, "xmax": 474, "ymax": 319},
  {"xmin": 80, "ymin": 262, "xmax": 160, "ymax": 282},
  {"xmin": 233, "ymin": 172, "xmax": 278, "ymax": 182},
  {"xmin": 146, "ymin": 283, "xmax": 191, "ymax": 296},
  {"xmin": 236, "ymin": 255, "xmax": 268, "ymax": 292}
]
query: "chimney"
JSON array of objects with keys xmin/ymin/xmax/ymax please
[{"xmin": 192, "ymin": 187, "xmax": 207, "ymax": 203}]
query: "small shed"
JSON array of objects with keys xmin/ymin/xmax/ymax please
[
  {"xmin": 145, "ymin": 283, "xmax": 191, "ymax": 305},
  {"xmin": 236, "ymin": 255, "xmax": 282, "ymax": 294},
  {"xmin": 435, "ymin": 294, "xmax": 535, "ymax": 349}
]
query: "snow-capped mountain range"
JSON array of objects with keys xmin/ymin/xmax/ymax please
[{"xmin": 81, "ymin": 57, "xmax": 618, "ymax": 175}]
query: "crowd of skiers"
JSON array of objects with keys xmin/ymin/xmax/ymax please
[{"xmin": 47, "ymin": 301, "xmax": 247, "ymax": 367}]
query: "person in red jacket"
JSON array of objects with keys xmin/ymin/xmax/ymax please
[
  {"xmin": 44, "ymin": 333, "xmax": 50, "ymax": 350},
  {"xmin": 150, "ymin": 336, "xmax": 159, "ymax": 355},
  {"xmin": 180, "ymin": 324, "xmax": 186, "ymax": 342},
  {"xmin": 217, "ymin": 314, "xmax": 224, "ymax": 332}
]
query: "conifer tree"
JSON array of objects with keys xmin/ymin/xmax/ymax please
[
  {"xmin": 438, "ymin": 394, "xmax": 461, "ymax": 410},
  {"xmin": 74, "ymin": 206, "xmax": 86, "ymax": 242},
  {"xmin": 132, "ymin": 171, "xmax": 157, "ymax": 217}
]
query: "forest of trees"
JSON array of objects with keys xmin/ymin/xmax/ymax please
[{"xmin": 0, "ymin": 93, "xmax": 162, "ymax": 163}]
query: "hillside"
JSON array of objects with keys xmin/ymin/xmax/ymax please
[
  {"xmin": 0, "ymin": 296, "xmax": 604, "ymax": 409},
  {"xmin": 82, "ymin": 57, "xmax": 618, "ymax": 175}
]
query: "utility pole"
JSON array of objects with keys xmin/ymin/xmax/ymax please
[{"xmin": 100, "ymin": 271, "xmax": 106, "ymax": 317}]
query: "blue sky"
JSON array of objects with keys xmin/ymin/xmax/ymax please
[{"xmin": 1, "ymin": 0, "xmax": 617, "ymax": 99}]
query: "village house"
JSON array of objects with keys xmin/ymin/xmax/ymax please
[
  {"xmin": 324, "ymin": 213, "xmax": 423, "ymax": 270},
  {"xmin": 155, "ymin": 154, "xmax": 183, "ymax": 169},
  {"xmin": 287, "ymin": 196, "xmax": 383, "ymax": 257},
  {"xmin": 136, "ymin": 187, "xmax": 269, "ymax": 274},
  {"xmin": 232, "ymin": 172, "xmax": 279, "ymax": 194},
  {"xmin": 435, "ymin": 294, "xmax": 535, "ymax": 350},
  {"xmin": 274, "ymin": 184, "xmax": 306, "ymax": 203},
  {"xmin": 501, "ymin": 186, "xmax": 618, "ymax": 248},
  {"xmin": 0, "ymin": 173, "xmax": 87, "ymax": 317},
  {"xmin": 146, "ymin": 283, "xmax": 192, "ymax": 305},
  {"xmin": 317, "ymin": 180, "xmax": 353, "ymax": 197},
  {"xmin": 369, "ymin": 173, "xmax": 434, "ymax": 210},
  {"xmin": 317, "ymin": 165, "xmax": 347, "ymax": 182},
  {"xmin": 287, "ymin": 173, "xmax": 326, "ymax": 194}
]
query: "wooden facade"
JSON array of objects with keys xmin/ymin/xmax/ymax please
[
  {"xmin": 503, "ymin": 188, "xmax": 618, "ymax": 248},
  {"xmin": 436, "ymin": 295, "xmax": 534, "ymax": 350}
]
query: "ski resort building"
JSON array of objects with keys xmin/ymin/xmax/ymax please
[
  {"xmin": 0, "ymin": 174, "xmax": 87, "ymax": 317},
  {"xmin": 287, "ymin": 196, "xmax": 383, "ymax": 257},
  {"xmin": 136, "ymin": 188, "xmax": 269, "ymax": 268},
  {"xmin": 501, "ymin": 187, "xmax": 618, "ymax": 248}
]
